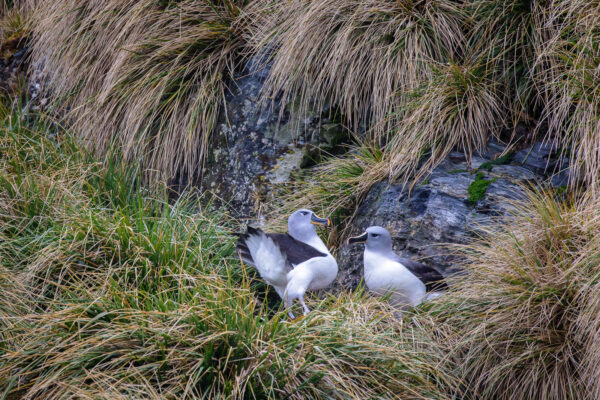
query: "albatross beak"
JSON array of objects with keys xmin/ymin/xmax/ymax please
[
  {"xmin": 310, "ymin": 213, "xmax": 331, "ymax": 227},
  {"xmin": 347, "ymin": 232, "xmax": 368, "ymax": 244}
]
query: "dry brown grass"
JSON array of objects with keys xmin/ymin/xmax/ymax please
[
  {"xmin": 534, "ymin": 0, "xmax": 600, "ymax": 195},
  {"xmin": 383, "ymin": 58, "xmax": 506, "ymax": 185},
  {"xmin": 28, "ymin": 0, "xmax": 251, "ymax": 182},
  {"xmin": 250, "ymin": 0, "xmax": 465, "ymax": 138},
  {"xmin": 0, "ymin": 0, "xmax": 37, "ymax": 60},
  {"xmin": 427, "ymin": 187, "xmax": 600, "ymax": 399}
]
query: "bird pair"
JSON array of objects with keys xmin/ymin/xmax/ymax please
[{"xmin": 236, "ymin": 209, "xmax": 446, "ymax": 318}]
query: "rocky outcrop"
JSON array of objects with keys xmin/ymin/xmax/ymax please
[
  {"xmin": 195, "ymin": 57, "xmax": 348, "ymax": 218},
  {"xmin": 335, "ymin": 141, "xmax": 569, "ymax": 289},
  {"xmin": 192, "ymin": 57, "xmax": 569, "ymax": 290}
]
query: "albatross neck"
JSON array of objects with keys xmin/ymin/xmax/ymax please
[{"xmin": 290, "ymin": 229, "xmax": 330, "ymax": 254}]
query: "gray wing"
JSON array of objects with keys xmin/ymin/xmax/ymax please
[
  {"xmin": 392, "ymin": 254, "xmax": 448, "ymax": 292},
  {"xmin": 236, "ymin": 227, "xmax": 293, "ymax": 270},
  {"xmin": 236, "ymin": 227, "xmax": 326, "ymax": 270},
  {"xmin": 267, "ymin": 233, "xmax": 327, "ymax": 266}
]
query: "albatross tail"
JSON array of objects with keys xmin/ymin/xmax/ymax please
[{"xmin": 236, "ymin": 227, "xmax": 289, "ymax": 298}]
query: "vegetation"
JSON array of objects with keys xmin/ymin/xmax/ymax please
[
  {"xmin": 27, "ymin": 0, "xmax": 251, "ymax": 181},
  {"xmin": 0, "ymin": 99, "xmax": 456, "ymax": 399},
  {"xmin": 467, "ymin": 172, "xmax": 497, "ymax": 203},
  {"xmin": 7, "ymin": 0, "xmax": 600, "ymax": 220},
  {"xmin": 1, "ymin": 0, "xmax": 600, "ymax": 398},
  {"xmin": 435, "ymin": 188, "xmax": 600, "ymax": 399},
  {"xmin": 0, "ymin": 0, "xmax": 34, "ymax": 60}
]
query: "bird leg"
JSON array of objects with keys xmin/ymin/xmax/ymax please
[
  {"xmin": 299, "ymin": 297, "xmax": 310, "ymax": 315},
  {"xmin": 284, "ymin": 296, "xmax": 296, "ymax": 319}
]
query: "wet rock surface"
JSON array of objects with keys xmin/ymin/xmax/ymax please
[
  {"xmin": 0, "ymin": 45, "xmax": 50, "ymax": 113},
  {"xmin": 196, "ymin": 57, "xmax": 346, "ymax": 218},
  {"xmin": 0, "ymin": 46, "xmax": 28, "ymax": 94},
  {"xmin": 335, "ymin": 142, "xmax": 568, "ymax": 290}
]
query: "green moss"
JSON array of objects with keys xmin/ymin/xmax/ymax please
[
  {"xmin": 468, "ymin": 172, "xmax": 498, "ymax": 203},
  {"xmin": 478, "ymin": 151, "xmax": 514, "ymax": 172},
  {"xmin": 448, "ymin": 169, "xmax": 467, "ymax": 174}
]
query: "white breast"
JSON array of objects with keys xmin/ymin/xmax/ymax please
[
  {"xmin": 364, "ymin": 249, "xmax": 426, "ymax": 307},
  {"xmin": 306, "ymin": 254, "xmax": 338, "ymax": 290}
]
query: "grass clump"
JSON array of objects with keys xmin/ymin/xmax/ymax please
[
  {"xmin": 0, "ymin": 99, "xmax": 457, "ymax": 399},
  {"xmin": 27, "ymin": 0, "xmax": 252, "ymax": 182},
  {"xmin": 385, "ymin": 59, "xmax": 506, "ymax": 184},
  {"xmin": 536, "ymin": 1, "xmax": 600, "ymax": 194},
  {"xmin": 0, "ymin": 0, "xmax": 36, "ymax": 61},
  {"xmin": 430, "ymin": 187, "xmax": 600, "ymax": 399},
  {"xmin": 250, "ymin": 0, "xmax": 465, "ymax": 136}
]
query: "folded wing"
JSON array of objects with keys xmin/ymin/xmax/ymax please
[
  {"xmin": 236, "ymin": 227, "xmax": 290, "ymax": 294},
  {"xmin": 393, "ymin": 255, "xmax": 448, "ymax": 292}
]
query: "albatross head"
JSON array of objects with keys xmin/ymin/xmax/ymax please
[
  {"xmin": 288, "ymin": 209, "xmax": 330, "ymax": 242},
  {"xmin": 347, "ymin": 226, "xmax": 393, "ymax": 253}
]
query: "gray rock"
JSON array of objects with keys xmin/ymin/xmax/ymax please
[
  {"xmin": 191, "ymin": 56, "xmax": 346, "ymax": 218},
  {"xmin": 336, "ymin": 140, "xmax": 569, "ymax": 290}
]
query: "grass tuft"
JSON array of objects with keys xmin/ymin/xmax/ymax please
[
  {"xmin": 250, "ymin": 0, "xmax": 466, "ymax": 137},
  {"xmin": 28, "ymin": 0, "xmax": 251, "ymax": 182},
  {"xmin": 431, "ymin": 187, "xmax": 600, "ymax": 399}
]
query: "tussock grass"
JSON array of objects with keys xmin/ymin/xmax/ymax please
[
  {"xmin": 28, "ymin": 0, "xmax": 251, "ymax": 182},
  {"xmin": 429, "ymin": 187, "xmax": 600, "ymax": 399},
  {"xmin": 535, "ymin": 1, "xmax": 600, "ymax": 194},
  {"xmin": 0, "ymin": 100, "xmax": 457, "ymax": 399},
  {"xmin": 250, "ymin": 0, "xmax": 465, "ymax": 137},
  {"xmin": 384, "ymin": 58, "xmax": 506, "ymax": 184}
]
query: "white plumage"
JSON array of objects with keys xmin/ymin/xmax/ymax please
[
  {"xmin": 349, "ymin": 226, "xmax": 446, "ymax": 309},
  {"xmin": 237, "ymin": 209, "xmax": 338, "ymax": 318},
  {"xmin": 241, "ymin": 230, "xmax": 289, "ymax": 299},
  {"xmin": 363, "ymin": 248, "xmax": 426, "ymax": 307}
]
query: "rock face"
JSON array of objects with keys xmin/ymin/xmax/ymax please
[
  {"xmin": 336, "ymin": 142, "xmax": 569, "ymax": 290},
  {"xmin": 195, "ymin": 56, "xmax": 569, "ymax": 289},
  {"xmin": 197, "ymin": 57, "xmax": 346, "ymax": 218},
  {"xmin": 0, "ymin": 46, "xmax": 28, "ymax": 94},
  {"xmin": 0, "ymin": 45, "xmax": 51, "ymax": 114}
]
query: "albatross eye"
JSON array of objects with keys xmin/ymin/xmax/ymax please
[
  {"xmin": 371, "ymin": 234, "xmax": 379, "ymax": 238},
  {"xmin": 301, "ymin": 211, "xmax": 308, "ymax": 216}
]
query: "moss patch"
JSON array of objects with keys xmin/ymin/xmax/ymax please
[
  {"xmin": 478, "ymin": 151, "xmax": 514, "ymax": 172},
  {"xmin": 468, "ymin": 172, "xmax": 498, "ymax": 203}
]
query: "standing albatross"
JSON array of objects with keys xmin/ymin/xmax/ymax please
[
  {"xmin": 348, "ymin": 226, "xmax": 447, "ymax": 307},
  {"xmin": 236, "ymin": 209, "xmax": 338, "ymax": 318}
]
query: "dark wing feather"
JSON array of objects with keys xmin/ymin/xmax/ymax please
[
  {"xmin": 235, "ymin": 227, "xmax": 257, "ymax": 267},
  {"xmin": 392, "ymin": 254, "xmax": 448, "ymax": 292},
  {"xmin": 236, "ymin": 227, "xmax": 326, "ymax": 269},
  {"xmin": 266, "ymin": 233, "xmax": 327, "ymax": 266}
]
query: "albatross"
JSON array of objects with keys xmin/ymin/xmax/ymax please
[
  {"xmin": 236, "ymin": 209, "xmax": 338, "ymax": 318},
  {"xmin": 348, "ymin": 226, "xmax": 447, "ymax": 307}
]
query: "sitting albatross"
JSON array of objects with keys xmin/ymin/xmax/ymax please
[
  {"xmin": 348, "ymin": 226, "xmax": 447, "ymax": 307},
  {"xmin": 236, "ymin": 209, "xmax": 338, "ymax": 318}
]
